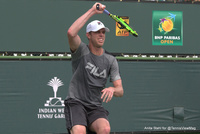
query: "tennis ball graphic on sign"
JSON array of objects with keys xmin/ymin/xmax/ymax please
[
  {"xmin": 162, "ymin": 19, "xmax": 173, "ymax": 32},
  {"xmin": 152, "ymin": 11, "xmax": 183, "ymax": 46}
]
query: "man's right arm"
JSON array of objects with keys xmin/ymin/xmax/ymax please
[{"xmin": 67, "ymin": 3, "xmax": 106, "ymax": 52}]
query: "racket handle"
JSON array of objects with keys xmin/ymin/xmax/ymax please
[
  {"xmin": 96, "ymin": 4, "xmax": 110, "ymax": 15},
  {"xmin": 103, "ymin": 9, "xmax": 110, "ymax": 15},
  {"xmin": 96, "ymin": 4, "xmax": 100, "ymax": 10}
]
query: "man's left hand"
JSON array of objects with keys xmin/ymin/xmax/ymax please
[{"xmin": 101, "ymin": 87, "xmax": 115, "ymax": 103}]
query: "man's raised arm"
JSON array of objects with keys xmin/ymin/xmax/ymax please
[{"xmin": 67, "ymin": 3, "xmax": 106, "ymax": 52}]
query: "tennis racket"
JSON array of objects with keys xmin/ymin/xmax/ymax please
[{"xmin": 96, "ymin": 4, "xmax": 138, "ymax": 37}]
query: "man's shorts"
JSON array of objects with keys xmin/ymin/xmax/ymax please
[{"xmin": 64, "ymin": 98, "xmax": 109, "ymax": 133}]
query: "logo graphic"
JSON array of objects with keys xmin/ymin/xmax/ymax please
[
  {"xmin": 44, "ymin": 77, "xmax": 64, "ymax": 107},
  {"xmin": 116, "ymin": 16, "xmax": 129, "ymax": 36},
  {"xmin": 152, "ymin": 11, "xmax": 183, "ymax": 46},
  {"xmin": 85, "ymin": 62, "xmax": 106, "ymax": 78},
  {"xmin": 97, "ymin": 21, "xmax": 102, "ymax": 25},
  {"xmin": 37, "ymin": 77, "xmax": 65, "ymax": 119}
]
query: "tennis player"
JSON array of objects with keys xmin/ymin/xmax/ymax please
[{"xmin": 64, "ymin": 2, "xmax": 124, "ymax": 134}]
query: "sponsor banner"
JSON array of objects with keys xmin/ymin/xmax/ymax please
[
  {"xmin": 116, "ymin": 16, "xmax": 130, "ymax": 36},
  {"xmin": 152, "ymin": 11, "xmax": 183, "ymax": 46}
]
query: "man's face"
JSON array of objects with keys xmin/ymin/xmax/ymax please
[{"xmin": 88, "ymin": 28, "xmax": 106, "ymax": 48}]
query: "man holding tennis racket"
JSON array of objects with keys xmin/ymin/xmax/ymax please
[{"xmin": 65, "ymin": 2, "xmax": 124, "ymax": 134}]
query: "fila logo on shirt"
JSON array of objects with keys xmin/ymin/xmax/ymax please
[{"xmin": 85, "ymin": 62, "xmax": 106, "ymax": 78}]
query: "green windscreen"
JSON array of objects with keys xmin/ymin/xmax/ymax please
[{"xmin": 0, "ymin": 60, "xmax": 199, "ymax": 133}]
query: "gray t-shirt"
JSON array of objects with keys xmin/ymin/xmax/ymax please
[{"xmin": 66, "ymin": 42, "xmax": 121, "ymax": 107}]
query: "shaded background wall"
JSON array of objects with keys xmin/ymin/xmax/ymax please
[{"xmin": 0, "ymin": 0, "xmax": 199, "ymax": 54}]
